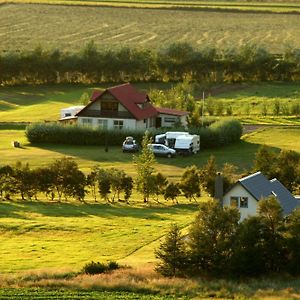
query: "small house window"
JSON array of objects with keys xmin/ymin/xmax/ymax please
[
  {"xmin": 230, "ymin": 196, "xmax": 239, "ymax": 208},
  {"xmin": 64, "ymin": 113, "xmax": 72, "ymax": 117},
  {"xmin": 113, "ymin": 120, "xmax": 123, "ymax": 129},
  {"xmin": 164, "ymin": 117, "xmax": 176, "ymax": 123},
  {"xmin": 82, "ymin": 118, "xmax": 93, "ymax": 125},
  {"xmin": 98, "ymin": 119, "xmax": 108, "ymax": 129},
  {"xmin": 101, "ymin": 101, "xmax": 118, "ymax": 111},
  {"xmin": 240, "ymin": 197, "xmax": 248, "ymax": 208}
]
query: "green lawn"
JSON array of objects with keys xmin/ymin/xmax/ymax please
[{"xmin": 0, "ymin": 201, "xmax": 198, "ymax": 273}]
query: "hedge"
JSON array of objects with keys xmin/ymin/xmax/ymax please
[{"xmin": 25, "ymin": 119, "xmax": 242, "ymax": 149}]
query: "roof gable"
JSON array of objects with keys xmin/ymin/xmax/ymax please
[{"xmin": 76, "ymin": 83, "xmax": 157, "ymax": 120}]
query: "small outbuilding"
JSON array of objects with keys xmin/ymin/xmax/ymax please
[{"xmin": 222, "ymin": 171, "xmax": 299, "ymax": 221}]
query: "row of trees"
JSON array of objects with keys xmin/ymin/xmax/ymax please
[
  {"xmin": 1, "ymin": 42, "xmax": 300, "ymax": 85},
  {"xmin": 0, "ymin": 133, "xmax": 238, "ymax": 203},
  {"xmin": 156, "ymin": 198, "xmax": 300, "ymax": 277}
]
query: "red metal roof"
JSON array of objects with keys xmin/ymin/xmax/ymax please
[
  {"xmin": 155, "ymin": 107, "xmax": 189, "ymax": 116},
  {"xmin": 76, "ymin": 83, "xmax": 189, "ymax": 121},
  {"xmin": 76, "ymin": 83, "xmax": 157, "ymax": 120}
]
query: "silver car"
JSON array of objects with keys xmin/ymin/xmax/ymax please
[
  {"xmin": 147, "ymin": 144, "xmax": 176, "ymax": 158},
  {"xmin": 122, "ymin": 136, "xmax": 139, "ymax": 152}
]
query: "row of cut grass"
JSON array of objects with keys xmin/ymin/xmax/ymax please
[{"xmin": 1, "ymin": 4, "xmax": 300, "ymax": 52}]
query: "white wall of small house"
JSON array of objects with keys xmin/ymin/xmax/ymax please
[
  {"xmin": 77, "ymin": 117, "xmax": 137, "ymax": 130},
  {"xmin": 223, "ymin": 183, "xmax": 258, "ymax": 221}
]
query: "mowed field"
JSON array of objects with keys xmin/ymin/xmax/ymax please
[
  {"xmin": 1, "ymin": 82, "xmax": 300, "ymax": 123},
  {"xmin": 1, "ymin": 3, "xmax": 300, "ymax": 52}
]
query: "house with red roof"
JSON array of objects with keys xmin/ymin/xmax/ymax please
[{"xmin": 61, "ymin": 83, "xmax": 189, "ymax": 130}]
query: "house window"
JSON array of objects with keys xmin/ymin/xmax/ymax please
[
  {"xmin": 230, "ymin": 196, "xmax": 239, "ymax": 208},
  {"xmin": 164, "ymin": 117, "xmax": 176, "ymax": 123},
  {"xmin": 101, "ymin": 101, "xmax": 118, "ymax": 111},
  {"xmin": 98, "ymin": 119, "xmax": 108, "ymax": 129},
  {"xmin": 64, "ymin": 113, "xmax": 71, "ymax": 117},
  {"xmin": 82, "ymin": 118, "xmax": 93, "ymax": 125},
  {"xmin": 240, "ymin": 197, "xmax": 248, "ymax": 208},
  {"xmin": 113, "ymin": 120, "xmax": 123, "ymax": 129}
]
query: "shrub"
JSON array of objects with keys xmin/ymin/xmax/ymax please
[{"xmin": 82, "ymin": 261, "xmax": 120, "ymax": 275}]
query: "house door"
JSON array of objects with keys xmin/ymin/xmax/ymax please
[{"xmin": 156, "ymin": 117, "xmax": 162, "ymax": 128}]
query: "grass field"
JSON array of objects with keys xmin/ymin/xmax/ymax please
[
  {"xmin": 0, "ymin": 82, "xmax": 300, "ymax": 124},
  {"xmin": 1, "ymin": 3, "xmax": 300, "ymax": 52},
  {"xmin": 0, "ymin": 201, "xmax": 199, "ymax": 272}
]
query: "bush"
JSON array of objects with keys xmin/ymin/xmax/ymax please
[{"xmin": 82, "ymin": 261, "xmax": 120, "ymax": 275}]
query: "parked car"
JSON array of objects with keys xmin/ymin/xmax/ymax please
[
  {"xmin": 147, "ymin": 144, "xmax": 176, "ymax": 158},
  {"xmin": 122, "ymin": 136, "xmax": 139, "ymax": 152}
]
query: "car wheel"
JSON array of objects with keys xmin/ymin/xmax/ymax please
[{"xmin": 167, "ymin": 153, "xmax": 172, "ymax": 158}]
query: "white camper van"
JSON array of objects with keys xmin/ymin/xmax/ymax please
[
  {"xmin": 174, "ymin": 134, "xmax": 200, "ymax": 155},
  {"xmin": 155, "ymin": 131, "xmax": 200, "ymax": 155}
]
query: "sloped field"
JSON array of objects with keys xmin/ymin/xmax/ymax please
[{"xmin": 1, "ymin": 4, "xmax": 300, "ymax": 52}]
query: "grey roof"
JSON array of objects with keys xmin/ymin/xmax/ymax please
[{"xmin": 238, "ymin": 171, "xmax": 299, "ymax": 215}]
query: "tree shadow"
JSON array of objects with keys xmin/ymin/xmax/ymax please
[{"xmin": 0, "ymin": 201, "xmax": 198, "ymax": 220}]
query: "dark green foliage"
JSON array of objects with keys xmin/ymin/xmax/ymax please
[
  {"xmin": 188, "ymin": 200, "xmax": 240, "ymax": 276},
  {"xmin": 179, "ymin": 165, "xmax": 201, "ymax": 202},
  {"xmin": 156, "ymin": 197, "xmax": 300, "ymax": 278},
  {"xmin": 155, "ymin": 224, "xmax": 187, "ymax": 277},
  {"xmin": 285, "ymin": 208, "xmax": 300, "ymax": 275},
  {"xmin": 134, "ymin": 132, "xmax": 156, "ymax": 203},
  {"xmin": 82, "ymin": 261, "xmax": 120, "ymax": 275},
  {"xmin": 26, "ymin": 119, "xmax": 242, "ymax": 149},
  {"xmin": 254, "ymin": 146, "xmax": 300, "ymax": 192},
  {"xmin": 164, "ymin": 182, "xmax": 181, "ymax": 204}
]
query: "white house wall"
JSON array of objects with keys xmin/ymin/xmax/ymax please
[
  {"xmin": 78, "ymin": 117, "xmax": 137, "ymax": 130},
  {"xmin": 223, "ymin": 183, "xmax": 258, "ymax": 221}
]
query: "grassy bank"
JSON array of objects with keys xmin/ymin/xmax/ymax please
[{"xmin": 0, "ymin": 268, "xmax": 299, "ymax": 299}]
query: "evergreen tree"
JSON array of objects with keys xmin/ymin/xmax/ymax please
[
  {"xmin": 179, "ymin": 165, "xmax": 201, "ymax": 201},
  {"xmin": 134, "ymin": 132, "xmax": 156, "ymax": 203},
  {"xmin": 155, "ymin": 224, "xmax": 187, "ymax": 277}
]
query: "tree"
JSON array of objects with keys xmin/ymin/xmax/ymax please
[
  {"xmin": 285, "ymin": 208, "xmax": 300, "ymax": 275},
  {"xmin": 134, "ymin": 132, "xmax": 156, "ymax": 203},
  {"xmin": 12, "ymin": 161, "xmax": 36, "ymax": 200},
  {"xmin": 253, "ymin": 145, "xmax": 277, "ymax": 178},
  {"xmin": 0, "ymin": 165, "xmax": 16, "ymax": 200},
  {"xmin": 179, "ymin": 165, "xmax": 201, "ymax": 202},
  {"xmin": 199, "ymin": 156, "xmax": 217, "ymax": 197},
  {"xmin": 257, "ymin": 196, "xmax": 285, "ymax": 272},
  {"xmin": 121, "ymin": 175, "xmax": 133, "ymax": 203},
  {"xmin": 87, "ymin": 167, "xmax": 99, "ymax": 202},
  {"xmin": 274, "ymin": 150, "xmax": 300, "ymax": 191},
  {"xmin": 164, "ymin": 182, "xmax": 181, "ymax": 204},
  {"xmin": 49, "ymin": 157, "xmax": 86, "ymax": 202},
  {"xmin": 155, "ymin": 224, "xmax": 187, "ymax": 277},
  {"xmin": 152, "ymin": 172, "xmax": 168, "ymax": 202},
  {"xmin": 231, "ymin": 216, "xmax": 267, "ymax": 276},
  {"xmin": 188, "ymin": 200, "xmax": 240, "ymax": 275},
  {"xmin": 96, "ymin": 168, "xmax": 111, "ymax": 202}
]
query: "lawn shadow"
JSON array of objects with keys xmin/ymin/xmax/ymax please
[
  {"xmin": 0, "ymin": 201, "xmax": 198, "ymax": 220},
  {"xmin": 156, "ymin": 139, "xmax": 280, "ymax": 172}
]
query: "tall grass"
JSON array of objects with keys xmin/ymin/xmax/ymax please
[{"xmin": 0, "ymin": 266, "xmax": 299, "ymax": 299}]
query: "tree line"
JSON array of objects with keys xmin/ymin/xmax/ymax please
[
  {"xmin": 1, "ymin": 42, "xmax": 300, "ymax": 85},
  {"xmin": 155, "ymin": 197, "xmax": 300, "ymax": 278},
  {"xmin": 1, "ymin": 138, "xmax": 299, "ymax": 202}
]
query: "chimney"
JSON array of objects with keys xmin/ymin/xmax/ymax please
[{"xmin": 214, "ymin": 172, "xmax": 223, "ymax": 206}]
